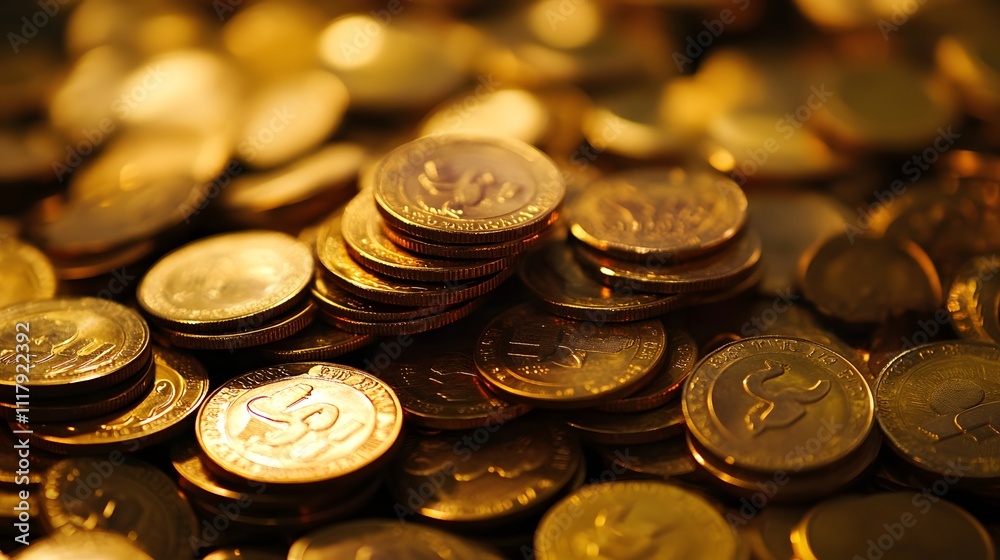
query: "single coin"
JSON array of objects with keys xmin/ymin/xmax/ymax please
[
  {"xmin": 40, "ymin": 456, "xmax": 198, "ymax": 560},
  {"xmin": 568, "ymin": 168, "xmax": 748, "ymax": 262},
  {"xmin": 791, "ymin": 493, "xmax": 993, "ymax": 560},
  {"xmin": 49, "ymin": 239, "xmax": 155, "ymax": 280},
  {"xmin": 683, "ymin": 336, "xmax": 873, "ymax": 472},
  {"xmin": 520, "ymin": 241, "xmax": 690, "ymax": 322},
  {"xmin": 311, "ymin": 272, "xmax": 440, "ymax": 322},
  {"xmin": 10, "ymin": 531, "xmax": 154, "ymax": 560},
  {"xmin": 740, "ymin": 506, "xmax": 808, "ymax": 560},
  {"xmin": 387, "ymin": 420, "xmax": 581, "ymax": 523},
  {"xmin": 196, "ymin": 362, "xmax": 402, "ymax": 485},
  {"xmin": 288, "ymin": 519, "xmax": 504, "ymax": 560},
  {"xmin": 592, "ymin": 438, "xmax": 700, "ymax": 479},
  {"xmin": 575, "ymin": 229, "xmax": 762, "ymax": 294},
  {"xmin": 382, "ymin": 216, "xmax": 553, "ymax": 259},
  {"xmin": 373, "ymin": 134, "xmax": 564, "ymax": 244},
  {"xmin": 534, "ymin": 481, "xmax": 747, "ymax": 560},
  {"xmin": 156, "ymin": 299, "xmax": 315, "ymax": 350},
  {"xmin": 948, "ymin": 255, "xmax": 1000, "ymax": 345},
  {"xmin": 138, "ymin": 230, "xmax": 314, "ymax": 333},
  {"xmin": 318, "ymin": 216, "xmax": 514, "ymax": 306},
  {"xmin": 378, "ymin": 325, "xmax": 531, "ymax": 430},
  {"xmin": 341, "ymin": 194, "xmax": 509, "ymax": 281},
  {"xmin": 0, "ymin": 297, "xmax": 150, "ymax": 399},
  {"xmin": 255, "ymin": 321, "xmax": 375, "ymax": 362},
  {"xmin": 565, "ymin": 402, "xmax": 686, "ymax": 445},
  {"xmin": 800, "ymin": 235, "xmax": 942, "ymax": 325},
  {"xmin": 475, "ymin": 304, "xmax": 667, "ymax": 408},
  {"xmin": 419, "ymin": 88, "xmax": 551, "ymax": 146},
  {"xmin": 319, "ymin": 294, "xmax": 486, "ymax": 336},
  {"xmin": 599, "ymin": 329, "xmax": 699, "ymax": 412},
  {"xmin": 30, "ymin": 347, "xmax": 209, "ymax": 453},
  {"xmin": 0, "ymin": 236, "xmax": 56, "ymax": 307},
  {"xmin": 876, "ymin": 341, "xmax": 1000, "ymax": 481}
]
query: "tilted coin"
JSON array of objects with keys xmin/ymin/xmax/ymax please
[
  {"xmin": 155, "ymin": 300, "xmax": 315, "ymax": 350},
  {"xmin": 568, "ymin": 168, "xmax": 748, "ymax": 262},
  {"xmin": 10, "ymin": 531, "xmax": 154, "ymax": 560},
  {"xmin": 196, "ymin": 362, "xmax": 402, "ymax": 485},
  {"xmin": 565, "ymin": 401, "xmax": 686, "ymax": 445},
  {"xmin": 534, "ymin": 481, "xmax": 748, "ymax": 560},
  {"xmin": 683, "ymin": 336, "xmax": 873, "ymax": 472},
  {"xmin": 40, "ymin": 456, "xmax": 198, "ymax": 559},
  {"xmin": 373, "ymin": 134, "xmax": 564, "ymax": 244},
  {"xmin": 599, "ymin": 329, "xmax": 698, "ymax": 412},
  {"xmin": 0, "ymin": 236, "xmax": 56, "ymax": 308},
  {"xmin": 48, "ymin": 239, "xmax": 155, "ymax": 280},
  {"xmin": 592, "ymin": 437, "xmax": 700, "ymax": 480},
  {"xmin": 475, "ymin": 304, "xmax": 667, "ymax": 408},
  {"xmin": 0, "ymin": 297, "xmax": 150, "ymax": 399},
  {"xmin": 138, "ymin": 230, "xmax": 314, "ymax": 333},
  {"xmin": 255, "ymin": 321, "xmax": 375, "ymax": 362},
  {"xmin": 948, "ymin": 254, "xmax": 1000, "ymax": 345},
  {"xmin": 876, "ymin": 341, "xmax": 1000, "ymax": 482},
  {"xmin": 288, "ymin": 519, "xmax": 505, "ymax": 560}
]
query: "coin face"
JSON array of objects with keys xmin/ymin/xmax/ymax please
[
  {"xmin": 599, "ymin": 329, "xmax": 698, "ymax": 412},
  {"xmin": 373, "ymin": 134, "xmax": 564, "ymax": 243},
  {"xmin": 11, "ymin": 531, "xmax": 154, "ymax": 560},
  {"xmin": 0, "ymin": 297, "xmax": 150, "ymax": 398},
  {"xmin": 387, "ymin": 420, "xmax": 581, "ymax": 523},
  {"xmin": 138, "ymin": 230, "xmax": 314, "ymax": 332},
  {"xmin": 948, "ymin": 254, "xmax": 1000, "ymax": 345},
  {"xmin": 683, "ymin": 336, "xmax": 873, "ymax": 472},
  {"xmin": 534, "ymin": 481, "xmax": 747, "ymax": 560},
  {"xmin": 196, "ymin": 362, "xmax": 402, "ymax": 485},
  {"xmin": 40, "ymin": 456, "xmax": 198, "ymax": 560},
  {"xmin": 288, "ymin": 519, "xmax": 505, "ymax": 560},
  {"xmin": 0, "ymin": 236, "xmax": 56, "ymax": 307},
  {"xmin": 475, "ymin": 304, "xmax": 666, "ymax": 408},
  {"xmin": 568, "ymin": 168, "xmax": 748, "ymax": 261},
  {"xmin": 876, "ymin": 341, "xmax": 1000, "ymax": 480}
]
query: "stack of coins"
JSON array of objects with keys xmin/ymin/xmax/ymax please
[{"xmin": 313, "ymin": 134, "xmax": 564, "ymax": 336}]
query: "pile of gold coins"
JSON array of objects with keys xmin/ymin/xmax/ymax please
[{"xmin": 2, "ymin": 0, "xmax": 1000, "ymax": 559}]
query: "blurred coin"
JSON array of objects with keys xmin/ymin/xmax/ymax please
[
  {"xmin": 948, "ymin": 255, "xmax": 1000, "ymax": 345},
  {"xmin": 599, "ymin": 329, "xmax": 698, "ymax": 412},
  {"xmin": 222, "ymin": 0, "xmax": 327, "ymax": 80},
  {"xmin": 203, "ymin": 548, "xmax": 286, "ymax": 560},
  {"xmin": 0, "ymin": 236, "xmax": 56, "ymax": 307},
  {"xmin": 565, "ymin": 401, "xmax": 685, "ymax": 445},
  {"xmin": 419, "ymin": 88, "xmax": 551, "ymax": 147},
  {"xmin": 582, "ymin": 84, "xmax": 688, "ymax": 160},
  {"xmin": 10, "ymin": 531, "xmax": 153, "ymax": 560},
  {"xmin": 0, "ymin": 125, "xmax": 65, "ymax": 184},
  {"xmin": 739, "ymin": 506, "xmax": 807, "ymax": 560},
  {"xmin": 288, "ymin": 519, "xmax": 504, "ymax": 560}
]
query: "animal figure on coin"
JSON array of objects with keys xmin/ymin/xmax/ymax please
[{"xmin": 743, "ymin": 359, "xmax": 830, "ymax": 435}]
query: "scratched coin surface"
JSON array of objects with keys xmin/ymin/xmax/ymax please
[
  {"xmin": 138, "ymin": 230, "xmax": 314, "ymax": 333},
  {"xmin": 475, "ymin": 304, "xmax": 666, "ymax": 408},
  {"xmin": 599, "ymin": 329, "xmax": 698, "ymax": 412},
  {"xmin": 0, "ymin": 236, "xmax": 56, "ymax": 308},
  {"xmin": 40, "ymin": 456, "xmax": 198, "ymax": 560},
  {"xmin": 196, "ymin": 362, "xmax": 402, "ymax": 485},
  {"xmin": 876, "ymin": 341, "xmax": 1000, "ymax": 480},
  {"xmin": 373, "ymin": 134, "xmax": 565, "ymax": 244},
  {"xmin": 31, "ymin": 347, "xmax": 209, "ymax": 452},
  {"xmin": 947, "ymin": 254, "xmax": 1000, "ymax": 345},
  {"xmin": 683, "ymin": 336, "xmax": 873, "ymax": 472},
  {"xmin": 387, "ymin": 420, "xmax": 581, "ymax": 523},
  {"xmin": 534, "ymin": 481, "xmax": 748, "ymax": 560},
  {"xmin": 568, "ymin": 168, "xmax": 748, "ymax": 261},
  {"xmin": 288, "ymin": 519, "xmax": 504, "ymax": 560},
  {"xmin": 0, "ymin": 297, "xmax": 150, "ymax": 398},
  {"xmin": 10, "ymin": 531, "xmax": 154, "ymax": 560}
]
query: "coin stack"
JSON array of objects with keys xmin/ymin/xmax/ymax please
[{"xmin": 312, "ymin": 134, "xmax": 565, "ymax": 336}]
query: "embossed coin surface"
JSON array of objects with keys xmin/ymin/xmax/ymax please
[
  {"xmin": 599, "ymin": 329, "xmax": 698, "ymax": 412},
  {"xmin": 374, "ymin": 134, "xmax": 565, "ymax": 244},
  {"xmin": 0, "ymin": 236, "xmax": 56, "ymax": 307},
  {"xmin": 387, "ymin": 420, "xmax": 581, "ymax": 522},
  {"xmin": 138, "ymin": 230, "xmax": 314, "ymax": 333},
  {"xmin": 948, "ymin": 255, "xmax": 1000, "ymax": 345},
  {"xmin": 40, "ymin": 456, "xmax": 198, "ymax": 559},
  {"xmin": 683, "ymin": 336, "xmax": 873, "ymax": 472},
  {"xmin": 288, "ymin": 519, "xmax": 504, "ymax": 560},
  {"xmin": 196, "ymin": 362, "xmax": 402, "ymax": 485},
  {"xmin": 475, "ymin": 304, "xmax": 666, "ymax": 408},
  {"xmin": 876, "ymin": 341, "xmax": 1000, "ymax": 481},
  {"xmin": 568, "ymin": 168, "xmax": 748, "ymax": 261},
  {"xmin": 534, "ymin": 481, "xmax": 747, "ymax": 560},
  {"xmin": 0, "ymin": 297, "xmax": 150, "ymax": 398}
]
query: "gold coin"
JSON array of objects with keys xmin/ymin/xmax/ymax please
[
  {"xmin": 288, "ymin": 519, "xmax": 505, "ymax": 560},
  {"xmin": 10, "ymin": 531, "xmax": 154, "ymax": 560},
  {"xmin": 583, "ymin": 84, "xmax": 688, "ymax": 160},
  {"xmin": 0, "ymin": 236, "xmax": 56, "ymax": 307},
  {"xmin": 341, "ymin": 194, "xmax": 510, "ymax": 281},
  {"xmin": 568, "ymin": 168, "xmax": 748, "ymax": 262},
  {"xmin": 592, "ymin": 438, "xmax": 700, "ymax": 480},
  {"xmin": 40, "ymin": 456, "xmax": 198, "ymax": 559},
  {"xmin": 196, "ymin": 362, "xmax": 402, "ymax": 485},
  {"xmin": 203, "ymin": 548, "xmax": 286, "ymax": 560},
  {"xmin": 574, "ymin": 229, "xmax": 762, "ymax": 294},
  {"xmin": 377, "ymin": 323, "xmax": 531, "ymax": 430},
  {"xmin": 475, "ymin": 304, "xmax": 667, "ymax": 408},
  {"xmin": 739, "ymin": 506, "xmax": 807, "ymax": 560},
  {"xmin": 255, "ymin": 321, "xmax": 375, "ymax": 362},
  {"xmin": 800, "ymin": 236, "xmax": 942, "ymax": 325},
  {"xmin": 876, "ymin": 341, "xmax": 1000, "ymax": 482},
  {"xmin": 683, "ymin": 336, "xmax": 873, "ymax": 472},
  {"xmin": 311, "ymin": 271, "xmax": 438, "ymax": 322},
  {"xmin": 948, "ymin": 255, "xmax": 1000, "ymax": 345},
  {"xmin": 534, "ymin": 481, "xmax": 748, "ymax": 560},
  {"xmin": 565, "ymin": 401, "xmax": 686, "ymax": 445},
  {"xmin": 373, "ymin": 134, "xmax": 564, "ymax": 244},
  {"xmin": 419, "ymin": 88, "xmax": 551, "ymax": 147},
  {"xmin": 0, "ymin": 297, "xmax": 150, "ymax": 399},
  {"xmin": 599, "ymin": 329, "xmax": 698, "ymax": 412},
  {"xmin": 519, "ymin": 241, "xmax": 690, "ymax": 322},
  {"xmin": 319, "ymin": 294, "xmax": 486, "ymax": 336},
  {"xmin": 138, "ymin": 230, "xmax": 314, "ymax": 333},
  {"xmin": 387, "ymin": 419, "xmax": 581, "ymax": 524},
  {"xmin": 30, "ymin": 347, "xmax": 209, "ymax": 453},
  {"xmin": 49, "ymin": 239, "xmax": 155, "ymax": 280},
  {"xmin": 155, "ymin": 300, "xmax": 315, "ymax": 350},
  {"xmin": 791, "ymin": 493, "xmax": 994, "ymax": 560},
  {"xmin": 382, "ymin": 215, "xmax": 553, "ymax": 259}
]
